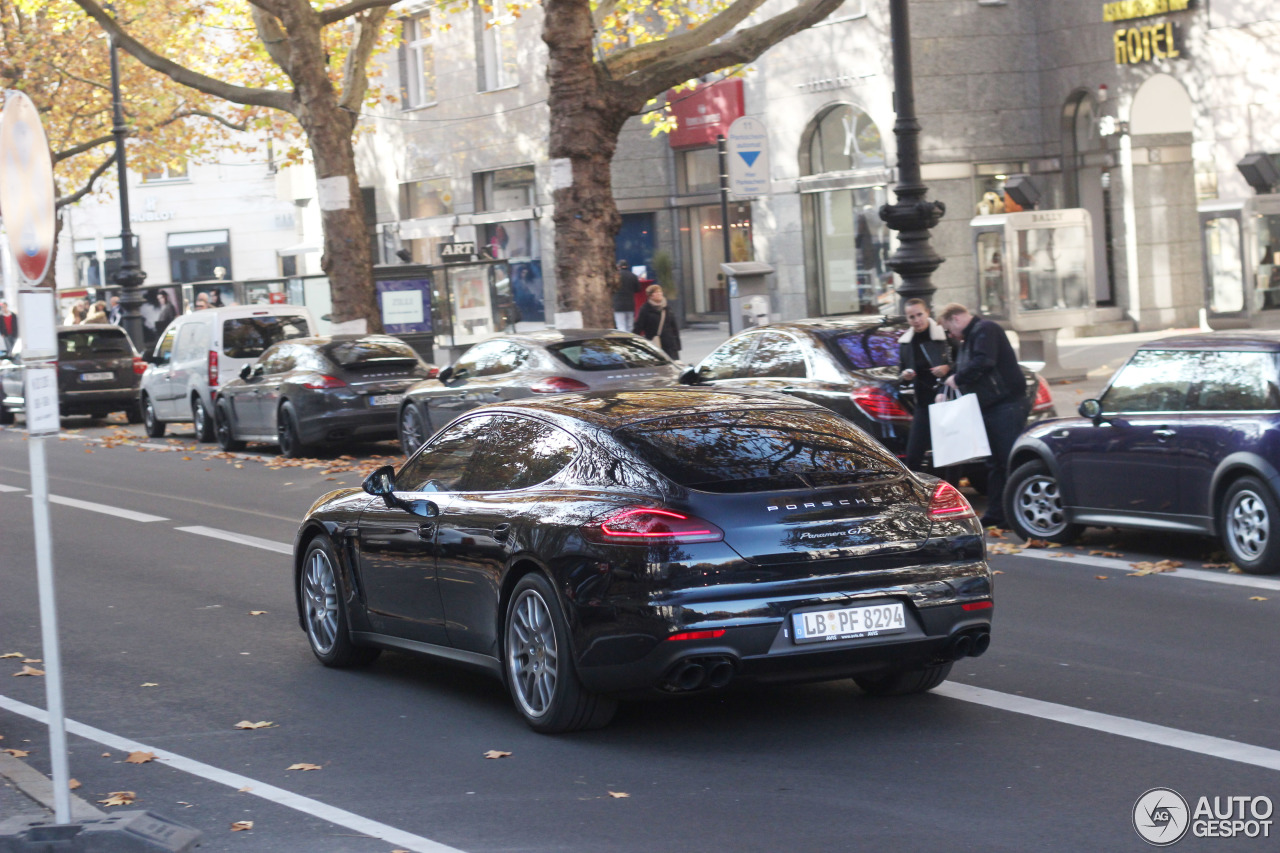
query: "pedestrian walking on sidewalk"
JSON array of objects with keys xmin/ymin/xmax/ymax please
[
  {"xmin": 614, "ymin": 260, "xmax": 640, "ymax": 331},
  {"xmin": 634, "ymin": 284, "xmax": 680, "ymax": 360},
  {"xmin": 937, "ymin": 303, "xmax": 1027, "ymax": 528},
  {"xmin": 897, "ymin": 298, "xmax": 954, "ymax": 471}
]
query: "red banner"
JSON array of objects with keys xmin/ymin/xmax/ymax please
[{"xmin": 667, "ymin": 79, "xmax": 744, "ymax": 150}]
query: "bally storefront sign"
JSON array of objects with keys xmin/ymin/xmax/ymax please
[{"xmin": 667, "ymin": 78, "xmax": 744, "ymax": 150}]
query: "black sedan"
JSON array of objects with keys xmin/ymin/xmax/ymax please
[
  {"xmin": 293, "ymin": 388, "xmax": 994, "ymax": 733},
  {"xmin": 214, "ymin": 335, "xmax": 433, "ymax": 456},
  {"xmin": 679, "ymin": 317, "xmax": 1055, "ymax": 478},
  {"xmin": 397, "ymin": 329, "xmax": 682, "ymax": 455},
  {"xmin": 0, "ymin": 325, "xmax": 144, "ymax": 424}
]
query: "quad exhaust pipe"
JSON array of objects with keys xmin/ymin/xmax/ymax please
[{"xmin": 664, "ymin": 656, "xmax": 737, "ymax": 692}]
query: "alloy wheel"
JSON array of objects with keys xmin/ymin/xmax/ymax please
[
  {"xmin": 401, "ymin": 406, "xmax": 425, "ymax": 455},
  {"xmin": 144, "ymin": 398, "xmax": 157, "ymax": 430},
  {"xmin": 1013, "ymin": 474, "xmax": 1067, "ymax": 537},
  {"xmin": 1227, "ymin": 489, "xmax": 1269, "ymax": 562},
  {"xmin": 507, "ymin": 588, "xmax": 559, "ymax": 718},
  {"xmin": 303, "ymin": 548, "xmax": 339, "ymax": 655}
]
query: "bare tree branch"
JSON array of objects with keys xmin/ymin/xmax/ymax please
[
  {"xmin": 55, "ymin": 151, "xmax": 115, "ymax": 209},
  {"xmin": 339, "ymin": 8, "xmax": 390, "ymax": 112},
  {"xmin": 53, "ymin": 134, "xmax": 115, "ymax": 163},
  {"xmin": 319, "ymin": 0, "xmax": 398, "ymax": 27},
  {"xmin": 45, "ymin": 62, "xmax": 113, "ymax": 95},
  {"xmin": 605, "ymin": 0, "xmax": 770, "ymax": 79},
  {"xmin": 70, "ymin": 0, "xmax": 297, "ymax": 113},
  {"xmin": 156, "ymin": 109, "xmax": 251, "ymax": 132}
]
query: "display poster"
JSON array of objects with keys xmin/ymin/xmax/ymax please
[
  {"xmin": 377, "ymin": 278, "xmax": 433, "ymax": 334},
  {"xmin": 448, "ymin": 267, "xmax": 493, "ymax": 345}
]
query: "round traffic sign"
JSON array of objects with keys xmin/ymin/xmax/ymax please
[{"xmin": 0, "ymin": 90, "xmax": 56, "ymax": 286}]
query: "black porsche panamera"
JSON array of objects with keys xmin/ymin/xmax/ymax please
[{"xmin": 293, "ymin": 388, "xmax": 994, "ymax": 732}]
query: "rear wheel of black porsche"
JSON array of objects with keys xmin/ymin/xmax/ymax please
[
  {"xmin": 504, "ymin": 573, "xmax": 616, "ymax": 733},
  {"xmin": 854, "ymin": 662, "xmax": 953, "ymax": 697}
]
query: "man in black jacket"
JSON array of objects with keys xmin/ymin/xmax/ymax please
[
  {"xmin": 938, "ymin": 303, "xmax": 1027, "ymax": 528},
  {"xmin": 897, "ymin": 298, "xmax": 953, "ymax": 471}
]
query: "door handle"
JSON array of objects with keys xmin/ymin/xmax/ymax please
[
  {"xmin": 492, "ymin": 523, "xmax": 511, "ymax": 540},
  {"xmin": 417, "ymin": 523, "xmax": 436, "ymax": 539},
  {"xmin": 1152, "ymin": 428, "xmax": 1177, "ymax": 438}
]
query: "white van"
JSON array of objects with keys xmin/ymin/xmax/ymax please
[{"xmin": 139, "ymin": 304, "xmax": 316, "ymax": 440}]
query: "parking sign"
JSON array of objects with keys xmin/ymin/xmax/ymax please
[{"xmin": 727, "ymin": 116, "xmax": 771, "ymax": 198}]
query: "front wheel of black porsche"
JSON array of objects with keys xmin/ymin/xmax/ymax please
[
  {"xmin": 300, "ymin": 536, "xmax": 380, "ymax": 668},
  {"xmin": 504, "ymin": 574, "xmax": 616, "ymax": 733}
]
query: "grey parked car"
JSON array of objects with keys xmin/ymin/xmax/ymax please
[
  {"xmin": 397, "ymin": 330, "xmax": 682, "ymax": 454},
  {"xmin": 1, "ymin": 325, "xmax": 144, "ymax": 424}
]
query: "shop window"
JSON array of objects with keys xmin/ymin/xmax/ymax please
[
  {"xmin": 400, "ymin": 177, "xmax": 453, "ymax": 220},
  {"xmin": 168, "ymin": 230, "xmax": 231, "ymax": 284},
  {"xmin": 1013, "ymin": 226, "xmax": 1090, "ymax": 312},
  {"xmin": 475, "ymin": 0, "xmax": 518, "ymax": 92},
  {"xmin": 474, "ymin": 166, "xmax": 537, "ymax": 260},
  {"xmin": 142, "ymin": 161, "xmax": 188, "ymax": 182},
  {"xmin": 803, "ymin": 104, "xmax": 884, "ymax": 175},
  {"xmin": 401, "ymin": 13, "xmax": 436, "ymax": 108},
  {"xmin": 1255, "ymin": 213, "xmax": 1280, "ymax": 311},
  {"xmin": 679, "ymin": 202, "xmax": 753, "ymax": 316},
  {"xmin": 678, "ymin": 147, "xmax": 721, "ymax": 195}
]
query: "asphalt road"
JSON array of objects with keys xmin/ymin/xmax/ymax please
[{"xmin": 1, "ymin": 419, "xmax": 1278, "ymax": 852}]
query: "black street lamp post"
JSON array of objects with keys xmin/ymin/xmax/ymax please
[
  {"xmin": 108, "ymin": 32, "xmax": 147, "ymax": 348},
  {"xmin": 879, "ymin": 0, "xmax": 945, "ymax": 310}
]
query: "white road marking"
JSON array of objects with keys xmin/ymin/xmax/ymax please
[
  {"xmin": 27, "ymin": 494, "xmax": 167, "ymax": 523},
  {"xmin": 1010, "ymin": 550, "xmax": 1280, "ymax": 592},
  {"xmin": 936, "ymin": 682, "xmax": 1280, "ymax": 772},
  {"xmin": 0, "ymin": 483, "xmax": 24, "ymax": 492},
  {"xmin": 175, "ymin": 525, "xmax": 292, "ymax": 555},
  {"xmin": 0, "ymin": 694, "xmax": 464, "ymax": 853}
]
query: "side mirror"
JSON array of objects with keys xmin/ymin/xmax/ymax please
[
  {"xmin": 362, "ymin": 465, "xmax": 396, "ymax": 497},
  {"xmin": 401, "ymin": 498, "xmax": 439, "ymax": 518},
  {"xmin": 239, "ymin": 364, "xmax": 254, "ymax": 381},
  {"xmin": 678, "ymin": 366, "xmax": 701, "ymax": 386},
  {"xmin": 450, "ymin": 366, "xmax": 469, "ymax": 383},
  {"xmin": 1078, "ymin": 398, "xmax": 1104, "ymax": 423},
  {"xmin": 436, "ymin": 365, "xmax": 454, "ymax": 384}
]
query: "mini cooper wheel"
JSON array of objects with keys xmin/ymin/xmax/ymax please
[
  {"xmin": 278, "ymin": 402, "xmax": 307, "ymax": 458},
  {"xmin": 142, "ymin": 393, "xmax": 165, "ymax": 438},
  {"xmin": 0, "ymin": 402, "xmax": 13, "ymax": 426},
  {"xmin": 399, "ymin": 403, "xmax": 429, "ymax": 457},
  {"xmin": 504, "ymin": 574, "xmax": 616, "ymax": 733},
  {"xmin": 855, "ymin": 662, "xmax": 953, "ymax": 697},
  {"xmin": 191, "ymin": 395, "xmax": 215, "ymax": 442},
  {"xmin": 1221, "ymin": 476, "xmax": 1280, "ymax": 575},
  {"xmin": 214, "ymin": 399, "xmax": 245, "ymax": 451},
  {"xmin": 300, "ymin": 536, "xmax": 380, "ymax": 667},
  {"xmin": 1004, "ymin": 460, "xmax": 1082, "ymax": 544}
]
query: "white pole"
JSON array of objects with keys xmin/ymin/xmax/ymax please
[
  {"xmin": 1119, "ymin": 132, "xmax": 1142, "ymax": 327},
  {"xmin": 28, "ymin": 433, "xmax": 71, "ymax": 823}
]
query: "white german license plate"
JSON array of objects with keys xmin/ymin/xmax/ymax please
[
  {"xmin": 80, "ymin": 372, "xmax": 113, "ymax": 382},
  {"xmin": 370, "ymin": 393, "xmax": 402, "ymax": 407},
  {"xmin": 791, "ymin": 602, "xmax": 906, "ymax": 644}
]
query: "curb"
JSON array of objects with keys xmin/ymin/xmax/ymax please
[{"xmin": 0, "ymin": 750, "xmax": 104, "ymax": 821}]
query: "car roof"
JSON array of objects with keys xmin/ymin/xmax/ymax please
[
  {"xmin": 475, "ymin": 328, "xmax": 644, "ymax": 347},
  {"xmin": 473, "ymin": 388, "xmax": 822, "ymax": 428},
  {"xmin": 57, "ymin": 324, "xmax": 125, "ymax": 333},
  {"xmin": 1137, "ymin": 330, "xmax": 1280, "ymax": 352}
]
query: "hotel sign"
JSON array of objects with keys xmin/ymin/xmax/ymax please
[
  {"xmin": 1103, "ymin": 0, "xmax": 1190, "ymax": 22},
  {"xmin": 1113, "ymin": 21, "xmax": 1181, "ymax": 63}
]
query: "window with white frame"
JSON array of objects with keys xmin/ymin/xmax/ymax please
[
  {"xmin": 402, "ymin": 12, "xmax": 436, "ymax": 108},
  {"xmin": 475, "ymin": 0, "xmax": 518, "ymax": 92}
]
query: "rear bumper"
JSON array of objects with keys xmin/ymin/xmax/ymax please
[
  {"xmin": 59, "ymin": 387, "xmax": 139, "ymax": 414},
  {"xmin": 296, "ymin": 404, "xmax": 400, "ymax": 444}
]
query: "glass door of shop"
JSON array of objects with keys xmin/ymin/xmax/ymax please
[
  {"xmin": 811, "ymin": 186, "xmax": 891, "ymax": 316},
  {"xmin": 681, "ymin": 203, "xmax": 753, "ymax": 321},
  {"xmin": 1200, "ymin": 210, "xmax": 1245, "ymax": 318}
]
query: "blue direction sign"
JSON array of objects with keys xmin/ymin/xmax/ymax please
[{"xmin": 727, "ymin": 116, "xmax": 771, "ymax": 198}]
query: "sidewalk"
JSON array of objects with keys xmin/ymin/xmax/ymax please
[{"xmin": 0, "ymin": 749, "xmax": 102, "ymax": 824}]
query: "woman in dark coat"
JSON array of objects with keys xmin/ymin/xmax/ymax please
[{"xmin": 632, "ymin": 284, "xmax": 680, "ymax": 360}]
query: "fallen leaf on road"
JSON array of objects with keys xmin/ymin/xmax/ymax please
[
  {"xmin": 1023, "ymin": 539, "xmax": 1050, "ymax": 548},
  {"xmin": 1249, "ymin": 596, "xmax": 1268, "ymax": 601},
  {"xmin": 101, "ymin": 752, "xmax": 111, "ymax": 757},
  {"xmin": 230, "ymin": 820, "xmax": 253, "ymax": 831},
  {"xmin": 0, "ymin": 653, "xmax": 21, "ymax": 659},
  {"xmin": 125, "ymin": 751, "xmax": 155, "ymax": 764},
  {"xmin": 986, "ymin": 528, "xmax": 1007, "ymax": 539},
  {"xmin": 69, "ymin": 779, "xmax": 81, "ymax": 790},
  {"xmin": 1128, "ymin": 560, "xmax": 1182, "ymax": 576},
  {"xmin": 607, "ymin": 791, "xmax": 630, "ymax": 798},
  {"xmin": 1089, "ymin": 551, "xmax": 1123, "ymax": 558},
  {"xmin": 140, "ymin": 683, "xmax": 158, "ymax": 688},
  {"xmin": 99, "ymin": 791, "xmax": 136, "ymax": 807},
  {"xmin": 177, "ymin": 801, "xmax": 192, "ymax": 808},
  {"xmin": 13, "ymin": 665, "xmax": 44, "ymax": 677},
  {"xmin": 1228, "ymin": 565, "xmax": 1244, "ymax": 574},
  {"xmin": 84, "ymin": 449, "xmax": 93, "ymax": 454},
  {"xmin": 237, "ymin": 786, "xmax": 252, "ymax": 793},
  {"xmin": 3, "ymin": 749, "xmax": 30, "ymax": 757},
  {"xmin": 483, "ymin": 750, "xmax": 512, "ymax": 759},
  {"xmin": 1049, "ymin": 553, "xmax": 1075, "ymax": 558},
  {"xmin": 992, "ymin": 570, "xmax": 1004, "ymax": 574},
  {"xmin": 1095, "ymin": 575, "xmax": 1109, "ymax": 580},
  {"xmin": 987, "ymin": 543, "xmax": 1024, "ymax": 555},
  {"xmin": 234, "ymin": 720, "xmax": 274, "ymax": 730},
  {"xmin": 1202, "ymin": 562, "xmax": 1232, "ymax": 569},
  {"xmin": 287, "ymin": 763, "xmax": 322, "ymax": 771},
  {"xmin": 22, "ymin": 658, "xmax": 41, "ymax": 664},
  {"xmin": 249, "ymin": 611, "xmax": 267, "ymax": 616}
]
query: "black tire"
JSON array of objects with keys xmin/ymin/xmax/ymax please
[
  {"xmin": 277, "ymin": 402, "xmax": 307, "ymax": 458},
  {"xmin": 191, "ymin": 395, "xmax": 215, "ymax": 442},
  {"xmin": 299, "ymin": 536, "xmax": 380, "ymax": 667},
  {"xmin": 399, "ymin": 402, "xmax": 429, "ymax": 457},
  {"xmin": 855, "ymin": 662, "xmax": 953, "ymax": 697},
  {"xmin": 124, "ymin": 401, "xmax": 144, "ymax": 425},
  {"xmin": 214, "ymin": 399, "xmax": 246, "ymax": 452},
  {"xmin": 142, "ymin": 394, "xmax": 166, "ymax": 438},
  {"xmin": 0, "ymin": 402, "xmax": 13, "ymax": 426},
  {"xmin": 504, "ymin": 573, "xmax": 616, "ymax": 733},
  {"xmin": 1004, "ymin": 459, "xmax": 1083, "ymax": 544},
  {"xmin": 1220, "ymin": 476, "xmax": 1280, "ymax": 575}
]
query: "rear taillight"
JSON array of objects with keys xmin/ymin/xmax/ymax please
[
  {"xmin": 530, "ymin": 376, "xmax": 590, "ymax": 394},
  {"xmin": 1032, "ymin": 376, "xmax": 1053, "ymax": 412},
  {"xmin": 850, "ymin": 386, "xmax": 913, "ymax": 424},
  {"xmin": 928, "ymin": 481, "xmax": 976, "ymax": 520},
  {"xmin": 666, "ymin": 629, "xmax": 727, "ymax": 642},
  {"xmin": 132, "ymin": 356, "xmax": 147, "ymax": 375},
  {"xmin": 582, "ymin": 507, "xmax": 724, "ymax": 544},
  {"xmin": 961, "ymin": 601, "xmax": 993, "ymax": 611},
  {"xmin": 208, "ymin": 351, "xmax": 219, "ymax": 388},
  {"xmin": 302, "ymin": 374, "xmax": 348, "ymax": 390},
  {"xmin": 426, "ymin": 366, "xmax": 440, "ymax": 379}
]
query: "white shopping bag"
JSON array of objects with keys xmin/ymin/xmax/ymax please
[{"xmin": 929, "ymin": 392, "xmax": 991, "ymax": 468}]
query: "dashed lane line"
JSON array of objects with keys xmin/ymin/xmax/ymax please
[
  {"xmin": 27, "ymin": 493, "xmax": 168, "ymax": 523},
  {"xmin": 175, "ymin": 525, "xmax": 293, "ymax": 555},
  {"xmin": 1010, "ymin": 549, "xmax": 1280, "ymax": 592},
  {"xmin": 0, "ymin": 483, "xmax": 24, "ymax": 492},
  {"xmin": 937, "ymin": 682, "xmax": 1280, "ymax": 772},
  {"xmin": 0, "ymin": 694, "xmax": 465, "ymax": 853}
]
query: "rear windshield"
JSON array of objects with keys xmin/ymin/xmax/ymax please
[
  {"xmin": 615, "ymin": 409, "xmax": 901, "ymax": 493},
  {"xmin": 325, "ymin": 338, "xmax": 420, "ymax": 367},
  {"xmin": 222, "ymin": 315, "xmax": 309, "ymax": 359},
  {"xmin": 828, "ymin": 327, "xmax": 900, "ymax": 370},
  {"xmin": 546, "ymin": 338, "xmax": 670, "ymax": 371},
  {"xmin": 59, "ymin": 329, "xmax": 131, "ymax": 358}
]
